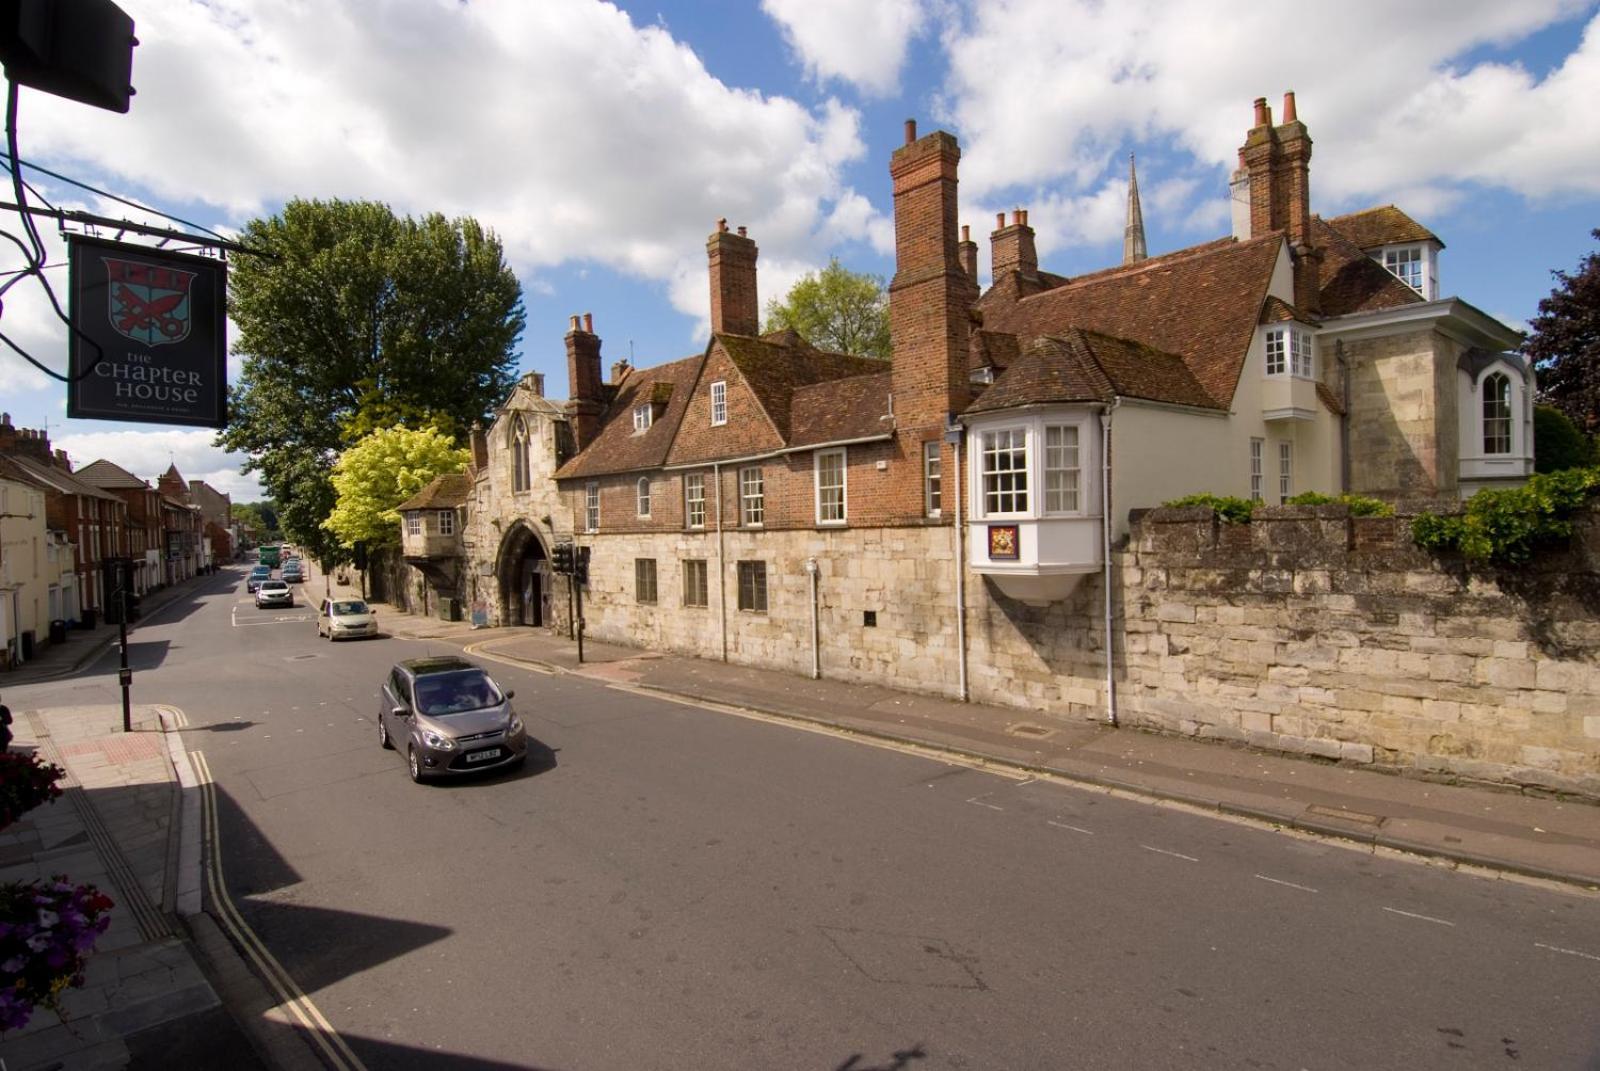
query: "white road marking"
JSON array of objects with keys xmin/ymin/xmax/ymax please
[
  {"xmin": 1255, "ymin": 874, "xmax": 1318, "ymax": 893},
  {"xmin": 1048, "ymin": 821, "xmax": 1094, "ymax": 835},
  {"xmin": 1142, "ymin": 845, "xmax": 1199, "ymax": 862},
  {"xmin": 1535, "ymin": 942, "xmax": 1600, "ymax": 962},
  {"xmin": 966, "ymin": 795, "xmax": 1005, "ymax": 811},
  {"xmin": 1382, "ymin": 907, "xmax": 1455, "ymax": 927}
]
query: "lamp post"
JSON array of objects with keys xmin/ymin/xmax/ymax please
[{"xmin": 115, "ymin": 560, "xmax": 131, "ymax": 733}]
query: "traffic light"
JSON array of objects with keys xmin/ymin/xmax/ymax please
[
  {"xmin": 575, "ymin": 546, "xmax": 590, "ymax": 586},
  {"xmin": 551, "ymin": 542, "xmax": 572, "ymax": 574}
]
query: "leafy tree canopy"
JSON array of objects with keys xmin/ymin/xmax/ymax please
[
  {"xmin": 324, "ymin": 425, "xmax": 469, "ymax": 549},
  {"xmin": 1526, "ymin": 229, "xmax": 1600, "ymax": 433},
  {"xmin": 1534, "ymin": 403, "xmax": 1597, "ymax": 473},
  {"xmin": 762, "ymin": 258, "xmax": 890, "ymax": 359},
  {"xmin": 231, "ymin": 501, "xmax": 278, "ymax": 536},
  {"xmin": 217, "ymin": 199, "xmax": 524, "ymax": 563}
]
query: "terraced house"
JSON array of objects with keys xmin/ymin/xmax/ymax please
[{"xmin": 537, "ymin": 94, "xmax": 1530, "ymax": 715}]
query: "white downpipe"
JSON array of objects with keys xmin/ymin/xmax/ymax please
[
  {"xmin": 1102, "ymin": 400, "xmax": 1120, "ymax": 726},
  {"xmin": 806, "ymin": 557, "xmax": 820, "ymax": 679},
  {"xmin": 715, "ymin": 461, "xmax": 728, "ymax": 663},
  {"xmin": 950, "ymin": 427, "xmax": 969, "ymax": 702}
]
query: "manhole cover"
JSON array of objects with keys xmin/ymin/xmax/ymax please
[
  {"xmin": 1305, "ymin": 804, "xmax": 1385, "ymax": 828},
  {"xmin": 1007, "ymin": 722, "xmax": 1056, "ymax": 739}
]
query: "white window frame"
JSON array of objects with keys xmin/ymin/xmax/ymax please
[
  {"xmin": 710, "ymin": 380, "xmax": 727, "ymax": 426},
  {"xmin": 923, "ymin": 441, "xmax": 942, "ymax": 518},
  {"xmin": 584, "ymin": 482, "xmax": 600, "ymax": 533},
  {"xmin": 1278, "ymin": 441, "xmax": 1293, "ymax": 503},
  {"xmin": 406, "ymin": 513, "xmax": 422, "ymax": 537},
  {"xmin": 1265, "ymin": 326, "xmax": 1314, "ymax": 379},
  {"xmin": 684, "ymin": 472, "xmax": 706, "ymax": 529},
  {"xmin": 633, "ymin": 404, "xmax": 652, "ymax": 432},
  {"xmin": 814, "ymin": 448, "xmax": 846, "ymax": 526},
  {"xmin": 1383, "ymin": 246, "xmax": 1424, "ymax": 295},
  {"xmin": 739, "ymin": 466, "xmax": 764, "ymax": 527},
  {"xmin": 1249, "ymin": 439, "xmax": 1264, "ymax": 503},
  {"xmin": 979, "ymin": 427, "xmax": 1029, "ymax": 517},
  {"xmin": 1043, "ymin": 424, "xmax": 1082, "ymax": 515},
  {"xmin": 682, "ymin": 558, "xmax": 708, "ymax": 608},
  {"xmin": 1482, "ymin": 372, "xmax": 1512, "ymax": 455},
  {"xmin": 636, "ymin": 476, "xmax": 652, "ymax": 517},
  {"xmin": 437, "ymin": 510, "xmax": 455, "ymax": 536}
]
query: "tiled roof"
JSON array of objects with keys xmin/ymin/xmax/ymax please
[
  {"xmin": 1313, "ymin": 217, "xmax": 1424, "ymax": 317},
  {"xmin": 1316, "ymin": 381, "xmax": 1346, "ymax": 416},
  {"xmin": 720, "ymin": 332, "xmax": 885, "ymax": 441},
  {"xmin": 790, "ymin": 372, "xmax": 893, "ymax": 446},
  {"xmin": 966, "ymin": 328, "xmax": 1220, "ymax": 415},
  {"xmin": 75, "ymin": 459, "xmax": 151, "ymax": 489},
  {"xmin": 1258, "ymin": 296, "xmax": 1308, "ymax": 324},
  {"xmin": 977, "ymin": 233, "xmax": 1283, "ymax": 407},
  {"xmin": 0, "ymin": 454, "xmax": 121, "ymax": 501},
  {"xmin": 1325, "ymin": 205, "xmax": 1443, "ymax": 251},
  {"xmin": 396, "ymin": 471, "xmax": 470, "ymax": 511},
  {"xmin": 554, "ymin": 352, "xmax": 704, "ymax": 479}
]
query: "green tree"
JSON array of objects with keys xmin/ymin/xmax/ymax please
[
  {"xmin": 324, "ymin": 425, "xmax": 469, "ymax": 548},
  {"xmin": 762, "ymin": 258, "xmax": 890, "ymax": 359},
  {"xmin": 1526, "ymin": 229, "xmax": 1600, "ymax": 433},
  {"xmin": 217, "ymin": 199, "xmax": 524, "ymax": 564},
  {"xmin": 1534, "ymin": 403, "xmax": 1597, "ymax": 473},
  {"xmin": 231, "ymin": 501, "xmax": 278, "ymax": 537}
]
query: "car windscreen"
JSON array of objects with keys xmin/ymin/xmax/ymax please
[
  {"xmin": 412, "ymin": 670, "xmax": 503, "ymax": 716},
  {"xmin": 332, "ymin": 601, "xmax": 368, "ymax": 615}
]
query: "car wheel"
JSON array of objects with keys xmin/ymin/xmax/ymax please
[
  {"xmin": 378, "ymin": 716, "xmax": 393, "ymax": 750},
  {"xmin": 407, "ymin": 746, "xmax": 426, "ymax": 783}
]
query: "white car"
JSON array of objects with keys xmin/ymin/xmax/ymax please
[
  {"xmin": 255, "ymin": 580, "xmax": 294, "ymax": 609},
  {"xmin": 318, "ymin": 598, "xmax": 378, "ymax": 640}
]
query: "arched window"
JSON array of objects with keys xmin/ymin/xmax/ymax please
[
  {"xmin": 1482, "ymin": 373, "xmax": 1511, "ymax": 455},
  {"xmin": 636, "ymin": 477, "xmax": 651, "ymax": 517},
  {"xmin": 511, "ymin": 417, "xmax": 529, "ymax": 492}
]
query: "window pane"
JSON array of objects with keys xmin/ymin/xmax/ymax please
[
  {"xmin": 1483, "ymin": 373, "xmax": 1512, "ymax": 454},
  {"xmin": 711, "ymin": 381, "xmax": 727, "ymax": 425},
  {"xmin": 1278, "ymin": 441, "xmax": 1293, "ymax": 502},
  {"xmin": 683, "ymin": 559, "xmax": 707, "ymax": 607},
  {"xmin": 1044, "ymin": 425, "xmax": 1080, "ymax": 513},
  {"xmin": 637, "ymin": 477, "xmax": 651, "ymax": 516},
  {"xmin": 585, "ymin": 482, "xmax": 599, "ymax": 531},
  {"xmin": 635, "ymin": 558, "xmax": 657, "ymax": 604},
  {"xmin": 1250, "ymin": 439, "xmax": 1264, "ymax": 503},
  {"xmin": 740, "ymin": 467, "xmax": 764, "ymax": 525},
  {"xmin": 685, "ymin": 473, "xmax": 706, "ymax": 528},
  {"xmin": 737, "ymin": 560, "xmax": 767, "ymax": 612},
  {"xmin": 816, "ymin": 450, "xmax": 845, "ymax": 523},
  {"xmin": 981, "ymin": 429, "xmax": 1028, "ymax": 514},
  {"xmin": 924, "ymin": 441, "xmax": 942, "ymax": 516},
  {"xmin": 1265, "ymin": 330, "xmax": 1286, "ymax": 376}
]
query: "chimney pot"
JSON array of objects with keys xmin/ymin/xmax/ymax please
[
  {"xmin": 736, "ymin": 225, "xmax": 746, "ymax": 237},
  {"xmin": 1254, "ymin": 96, "xmax": 1270, "ymax": 127},
  {"xmin": 717, "ymin": 217, "xmax": 728, "ymax": 232},
  {"xmin": 961, "ymin": 225, "xmax": 970, "ymax": 241},
  {"xmin": 995, "ymin": 212, "xmax": 1005, "ymax": 230},
  {"xmin": 1282, "ymin": 90, "xmax": 1297, "ymax": 123},
  {"xmin": 569, "ymin": 314, "xmax": 580, "ymax": 332},
  {"xmin": 1019, "ymin": 209, "xmax": 1028, "ymax": 226},
  {"xmin": 904, "ymin": 118, "xmax": 916, "ymax": 144},
  {"xmin": 583, "ymin": 312, "xmax": 593, "ymax": 334}
]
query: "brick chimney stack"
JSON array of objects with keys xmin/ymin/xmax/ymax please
[
  {"xmin": 707, "ymin": 219, "xmax": 759, "ymax": 336},
  {"xmin": 990, "ymin": 208, "xmax": 1038, "ymax": 283},
  {"xmin": 1237, "ymin": 91, "xmax": 1320, "ymax": 313},
  {"xmin": 889, "ymin": 119, "xmax": 971, "ymax": 517},
  {"xmin": 565, "ymin": 313, "xmax": 604, "ymax": 451},
  {"xmin": 0, "ymin": 417, "xmax": 53, "ymax": 462}
]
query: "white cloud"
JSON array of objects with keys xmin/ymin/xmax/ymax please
[
  {"xmin": 52, "ymin": 428, "xmax": 264, "ymax": 500},
  {"xmin": 937, "ymin": 0, "xmax": 1600, "ymax": 228},
  {"xmin": 762, "ymin": 0, "xmax": 926, "ymax": 97},
  {"xmin": 18, "ymin": 0, "xmax": 878, "ymax": 326}
]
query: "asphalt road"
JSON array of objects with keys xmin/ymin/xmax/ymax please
[{"xmin": 12, "ymin": 565, "xmax": 1600, "ymax": 1070}]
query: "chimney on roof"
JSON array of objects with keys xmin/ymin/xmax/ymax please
[
  {"xmin": 958, "ymin": 224, "xmax": 979, "ymax": 283},
  {"xmin": 1235, "ymin": 91, "xmax": 1320, "ymax": 314},
  {"xmin": 565, "ymin": 312, "xmax": 604, "ymax": 451},
  {"xmin": 990, "ymin": 207, "xmax": 1037, "ymax": 282},
  {"xmin": 707, "ymin": 220, "xmax": 759, "ymax": 336},
  {"xmin": 610, "ymin": 359, "xmax": 630, "ymax": 385},
  {"xmin": 0, "ymin": 419, "xmax": 50, "ymax": 461}
]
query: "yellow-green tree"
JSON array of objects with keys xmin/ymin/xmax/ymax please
[{"xmin": 324, "ymin": 425, "xmax": 468, "ymax": 548}]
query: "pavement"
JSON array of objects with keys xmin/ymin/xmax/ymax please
[{"xmin": 1, "ymin": 559, "xmax": 1597, "ymax": 1070}]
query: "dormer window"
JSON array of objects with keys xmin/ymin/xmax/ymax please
[
  {"xmin": 1384, "ymin": 246, "xmax": 1423, "ymax": 293},
  {"xmin": 1265, "ymin": 326, "xmax": 1314, "ymax": 378},
  {"xmin": 633, "ymin": 405, "xmax": 653, "ymax": 432}
]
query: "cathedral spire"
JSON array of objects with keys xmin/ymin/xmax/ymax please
[{"xmin": 1123, "ymin": 153, "xmax": 1148, "ymax": 265}]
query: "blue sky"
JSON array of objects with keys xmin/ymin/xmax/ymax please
[{"xmin": 3, "ymin": 0, "xmax": 1598, "ymax": 502}]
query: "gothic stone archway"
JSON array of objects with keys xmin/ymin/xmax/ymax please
[{"xmin": 496, "ymin": 522, "xmax": 550, "ymax": 627}]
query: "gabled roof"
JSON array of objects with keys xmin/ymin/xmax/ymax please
[
  {"xmin": 719, "ymin": 332, "xmax": 885, "ymax": 441},
  {"xmin": 75, "ymin": 459, "xmax": 152, "ymax": 490},
  {"xmin": 976, "ymin": 233, "xmax": 1284, "ymax": 407},
  {"xmin": 966, "ymin": 328, "xmax": 1221, "ymax": 415},
  {"xmin": 396, "ymin": 472, "xmax": 470, "ymax": 511},
  {"xmin": 1325, "ymin": 205, "xmax": 1443, "ymax": 251},
  {"xmin": 1313, "ymin": 216, "xmax": 1425, "ymax": 318},
  {"xmin": 0, "ymin": 454, "xmax": 121, "ymax": 501},
  {"xmin": 790, "ymin": 372, "xmax": 893, "ymax": 446},
  {"xmin": 555, "ymin": 353, "xmax": 703, "ymax": 479}
]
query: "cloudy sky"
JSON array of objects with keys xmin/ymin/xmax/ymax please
[{"xmin": 3, "ymin": 0, "xmax": 1598, "ymax": 502}]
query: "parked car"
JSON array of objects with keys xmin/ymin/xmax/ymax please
[
  {"xmin": 246, "ymin": 566, "xmax": 272, "ymax": 592},
  {"xmin": 318, "ymin": 598, "xmax": 377, "ymax": 641},
  {"xmin": 377, "ymin": 656, "xmax": 526, "ymax": 783},
  {"xmin": 255, "ymin": 580, "xmax": 294, "ymax": 609}
]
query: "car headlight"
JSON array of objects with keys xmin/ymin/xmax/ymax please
[
  {"xmin": 507, "ymin": 717, "xmax": 523, "ymax": 736},
  {"xmin": 422, "ymin": 730, "xmax": 457, "ymax": 751}
]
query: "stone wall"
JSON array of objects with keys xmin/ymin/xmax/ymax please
[{"xmin": 1118, "ymin": 504, "xmax": 1600, "ymax": 797}]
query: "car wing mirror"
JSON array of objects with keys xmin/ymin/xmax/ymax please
[
  {"xmin": 392, "ymin": 705, "xmax": 411, "ymax": 718},
  {"xmin": 503, "ymin": 689, "xmax": 515, "ymax": 701}
]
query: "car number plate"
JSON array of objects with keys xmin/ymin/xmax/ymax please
[{"xmin": 465, "ymin": 749, "xmax": 501, "ymax": 764}]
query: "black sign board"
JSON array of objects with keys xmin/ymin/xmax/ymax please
[{"xmin": 67, "ymin": 235, "xmax": 227, "ymax": 428}]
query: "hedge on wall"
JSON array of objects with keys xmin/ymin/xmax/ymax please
[{"xmin": 1412, "ymin": 466, "xmax": 1600, "ymax": 564}]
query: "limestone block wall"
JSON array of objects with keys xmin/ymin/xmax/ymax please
[
  {"xmin": 1120, "ymin": 505, "xmax": 1600, "ymax": 796},
  {"xmin": 1344, "ymin": 328, "xmax": 1460, "ymax": 497}
]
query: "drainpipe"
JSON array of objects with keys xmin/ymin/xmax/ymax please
[
  {"xmin": 805, "ymin": 557, "xmax": 820, "ymax": 679},
  {"xmin": 946, "ymin": 422, "xmax": 968, "ymax": 702},
  {"xmin": 715, "ymin": 461, "xmax": 728, "ymax": 662},
  {"xmin": 1337, "ymin": 342, "xmax": 1351, "ymax": 493},
  {"xmin": 1102, "ymin": 399, "xmax": 1120, "ymax": 726}
]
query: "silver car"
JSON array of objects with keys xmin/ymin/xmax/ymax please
[
  {"xmin": 378, "ymin": 657, "xmax": 527, "ymax": 783},
  {"xmin": 318, "ymin": 598, "xmax": 377, "ymax": 640},
  {"xmin": 255, "ymin": 580, "xmax": 293, "ymax": 608}
]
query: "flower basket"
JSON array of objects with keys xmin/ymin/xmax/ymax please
[
  {"xmin": 0, "ymin": 877, "xmax": 114, "ymax": 1033},
  {"xmin": 0, "ymin": 751, "xmax": 65, "ymax": 832}
]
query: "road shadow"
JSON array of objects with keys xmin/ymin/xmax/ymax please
[
  {"xmin": 342, "ymin": 1035, "xmax": 561, "ymax": 1070},
  {"xmin": 415, "ymin": 736, "xmax": 559, "ymax": 788}
]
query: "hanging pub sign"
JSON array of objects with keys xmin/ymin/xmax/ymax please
[{"xmin": 66, "ymin": 235, "xmax": 227, "ymax": 428}]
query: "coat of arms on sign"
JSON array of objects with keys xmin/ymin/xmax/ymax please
[
  {"xmin": 104, "ymin": 257, "xmax": 196, "ymax": 346},
  {"xmin": 987, "ymin": 524, "xmax": 1019, "ymax": 560}
]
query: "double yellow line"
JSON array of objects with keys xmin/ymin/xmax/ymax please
[{"xmin": 192, "ymin": 750, "xmax": 368, "ymax": 1071}]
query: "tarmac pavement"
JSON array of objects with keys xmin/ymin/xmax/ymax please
[{"xmin": 1, "ymin": 557, "xmax": 1596, "ymax": 1070}]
